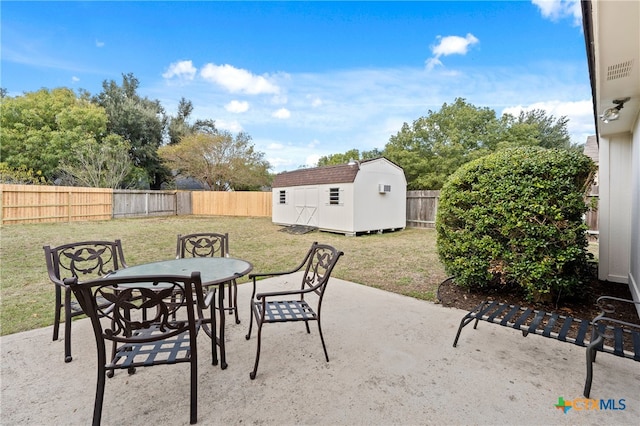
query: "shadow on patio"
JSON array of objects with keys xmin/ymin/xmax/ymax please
[{"xmin": 1, "ymin": 274, "xmax": 638, "ymax": 425}]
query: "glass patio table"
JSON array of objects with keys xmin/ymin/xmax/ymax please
[{"xmin": 108, "ymin": 257, "xmax": 253, "ymax": 369}]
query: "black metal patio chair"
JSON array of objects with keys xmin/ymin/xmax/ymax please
[
  {"xmin": 245, "ymin": 242, "xmax": 344, "ymax": 379},
  {"xmin": 66, "ymin": 271, "xmax": 213, "ymax": 425},
  {"xmin": 43, "ymin": 240, "xmax": 128, "ymax": 362},
  {"xmin": 584, "ymin": 296, "xmax": 640, "ymax": 398},
  {"xmin": 176, "ymin": 232, "xmax": 240, "ymax": 324}
]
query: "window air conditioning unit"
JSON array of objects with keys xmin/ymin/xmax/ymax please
[{"xmin": 378, "ymin": 184, "xmax": 391, "ymax": 193}]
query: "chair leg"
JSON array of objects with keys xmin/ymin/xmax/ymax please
[
  {"xmin": 64, "ymin": 289, "xmax": 73, "ymax": 363},
  {"xmin": 93, "ymin": 367, "xmax": 107, "ymax": 426},
  {"xmin": 190, "ymin": 352, "xmax": 198, "ymax": 424},
  {"xmin": 245, "ymin": 303, "xmax": 254, "ymax": 340},
  {"xmin": 53, "ymin": 287, "xmax": 62, "ymax": 341},
  {"xmin": 249, "ymin": 321, "xmax": 263, "ymax": 380},
  {"xmin": 211, "ymin": 302, "xmax": 218, "ymax": 366},
  {"xmin": 317, "ymin": 320, "xmax": 329, "ymax": 362},
  {"xmin": 232, "ymin": 280, "xmax": 240, "ymax": 324},
  {"xmin": 583, "ymin": 337, "xmax": 601, "ymax": 398}
]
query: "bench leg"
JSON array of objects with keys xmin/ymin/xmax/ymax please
[
  {"xmin": 583, "ymin": 336, "xmax": 602, "ymax": 398},
  {"xmin": 453, "ymin": 313, "xmax": 477, "ymax": 347}
]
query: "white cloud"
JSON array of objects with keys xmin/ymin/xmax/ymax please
[
  {"xmin": 306, "ymin": 95, "xmax": 323, "ymax": 107},
  {"xmin": 215, "ymin": 119, "xmax": 243, "ymax": 133},
  {"xmin": 71, "ymin": 76, "xmax": 79, "ymax": 82},
  {"xmin": 162, "ymin": 60, "xmax": 197, "ymax": 80},
  {"xmin": 95, "ymin": 40, "xmax": 105, "ymax": 48},
  {"xmin": 268, "ymin": 142, "xmax": 284, "ymax": 150},
  {"xmin": 532, "ymin": 0, "xmax": 582, "ymax": 26},
  {"xmin": 200, "ymin": 63, "xmax": 280, "ymax": 95},
  {"xmin": 305, "ymin": 154, "xmax": 321, "ymax": 167},
  {"xmin": 426, "ymin": 33, "xmax": 479, "ymax": 70},
  {"xmin": 272, "ymin": 108, "xmax": 291, "ymax": 119},
  {"xmin": 425, "ymin": 57, "xmax": 443, "ymax": 71},
  {"xmin": 225, "ymin": 100, "xmax": 250, "ymax": 113}
]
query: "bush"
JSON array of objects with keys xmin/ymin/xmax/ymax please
[{"xmin": 436, "ymin": 146, "xmax": 597, "ymax": 301}]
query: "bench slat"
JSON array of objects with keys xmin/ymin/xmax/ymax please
[
  {"xmin": 574, "ymin": 319, "xmax": 590, "ymax": 347},
  {"xmin": 513, "ymin": 308, "xmax": 533, "ymax": 329},
  {"xmin": 487, "ymin": 303, "xmax": 509, "ymax": 322},
  {"xmin": 558, "ymin": 317, "xmax": 574, "ymax": 342},
  {"xmin": 528, "ymin": 310, "xmax": 546, "ymax": 334},
  {"xmin": 500, "ymin": 305, "xmax": 521, "ymax": 326},
  {"xmin": 542, "ymin": 313, "xmax": 559, "ymax": 337}
]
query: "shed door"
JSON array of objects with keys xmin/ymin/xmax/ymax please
[{"xmin": 294, "ymin": 188, "xmax": 319, "ymax": 226}]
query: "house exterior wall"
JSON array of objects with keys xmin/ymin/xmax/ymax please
[
  {"xmin": 598, "ymin": 132, "xmax": 633, "ymax": 285},
  {"xmin": 629, "ymin": 115, "xmax": 640, "ymax": 305}
]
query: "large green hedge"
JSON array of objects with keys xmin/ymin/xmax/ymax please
[{"xmin": 436, "ymin": 146, "xmax": 597, "ymax": 301}]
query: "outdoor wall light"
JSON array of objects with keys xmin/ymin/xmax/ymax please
[{"xmin": 600, "ymin": 97, "xmax": 630, "ymax": 123}]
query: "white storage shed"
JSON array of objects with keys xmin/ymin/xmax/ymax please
[{"xmin": 272, "ymin": 158, "xmax": 407, "ymax": 236}]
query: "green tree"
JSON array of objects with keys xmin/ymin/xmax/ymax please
[
  {"xmin": 159, "ymin": 129, "xmax": 271, "ymax": 191},
  {"xmin": 57, "ymin": 135, "xmax": 137, "ymax": 188},
  {"xmin": 0, "ymin": 163, "xmax": 47, "ymax": 184},
  {"xmin": 384, "ymin": 98, "xmax": 500, "ymax": 190},
  {"xmin": 0, "ymin": 88, "xmax": 109, "ymax": 181},
  {"xmin": 317, "ymin": 148, "xmax": 384, "ymax": 166},
  {"xmin": 167, "ymin": 97, "xmax": 195, "ymax": 145},
  {"xmin": 382, "ymin": 99, "xmax": 576, "ymax": 189},
  {"xmin": 499, "ymin": 109, "xmax": 573, "ymax": 150},
  {"xmin": 93, "ymin": 73, "xmax": 169, "ymax": 189}
]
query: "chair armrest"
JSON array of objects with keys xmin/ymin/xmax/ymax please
[
  {"xmin": 255, "ymin": 286, "xmax": 316, "ymax": 301},
  {"xmin": 248, "ymin": 269, "xmax": 299, "ymax": 280},
  {"xmin": 596, "ymin": 296, "xmax": 640, "ymax": 313},
  {"xmin": 592, "ymin": 296, "xmax": 640, "ymax": 339}
]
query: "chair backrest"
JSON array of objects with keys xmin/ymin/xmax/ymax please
[
  {"xmin": 176, "ymin": 232, "xmax": 229, "ymax": 259},
  {"xmin": 300, "ymin": 242, "xmax": 344, "ymax": 298},
  {"xmin": 67, "ymin": 272, "xmax": 203, "ymax": 346},
  {"xmin": 44, "ymin": 240, "xmax": 127, "ymax": 285}
]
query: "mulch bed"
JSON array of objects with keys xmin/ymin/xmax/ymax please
[{"xmin": 437, "ymin": 277, "xmax": 639, "ymax": 326}]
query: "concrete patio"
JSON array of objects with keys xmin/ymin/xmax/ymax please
[{"xmin": 1, "ymin": 274, "xmax": 638, "ymax": 425}]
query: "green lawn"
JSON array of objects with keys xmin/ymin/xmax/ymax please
[{"xmin": 0, "ymin": 216, "xmax": 447, "ymax": 335}]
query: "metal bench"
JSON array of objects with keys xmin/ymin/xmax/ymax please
[
  {"xmin": 453, "ymin": 300, "xmax": 592, "ymax": 348},
  {"xmin": 452, "ymin": 298, "xmax": 640, "ymax": 397}
]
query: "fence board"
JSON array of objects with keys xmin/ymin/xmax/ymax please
[{"xmin": 176, "ymin": 191, "xmax": 192, "ymax": 215}]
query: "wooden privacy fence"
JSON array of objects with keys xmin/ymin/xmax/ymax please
[
  {"xmin": 113, "ymin": 190, "xmax": 178, "ymax": 218},
  {"xmin": 192, "ymin": 191, "xmax": 271, "ymax": 217},
  {"xmin": 0, "ymin": 184, "xmax": 112, "ymax": 224},
  {"xmin": 406, "ymin": 190, "xmax": 440, "ymax": 229},
  {"xmin": 0, "ymin": 184, "xmax": 273, "ymax": 225},
  {"xmin": 585, "ymin": 186, "xmax": 599, "ymax": 238}
]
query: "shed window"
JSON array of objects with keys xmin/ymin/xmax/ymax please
[
  {"xmin": 329, "ymin": 187, "xmax": 340, "ymax": 205},
  {"xmin": 279, "ymin": 190, "xmax": 286, "ymax": 204}
]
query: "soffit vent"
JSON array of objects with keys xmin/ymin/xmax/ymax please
[{"xmin": 606, "ymin": 60, "xmax": 634, "ymax": 81}]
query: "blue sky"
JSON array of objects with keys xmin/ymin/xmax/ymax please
[{"xmin": 1, "ymin": 1, "xmax": 592, "ymax": 173}]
